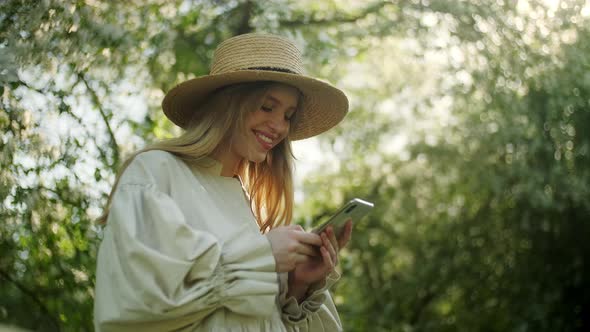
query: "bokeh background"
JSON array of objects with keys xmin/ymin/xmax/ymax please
[{"xmin": 1, "ymin": 0, "xmax": 589, "ymax": 331}]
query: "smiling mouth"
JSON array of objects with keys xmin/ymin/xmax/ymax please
[{"xmin": 253, "ymin": 130, "xmax": 274, "ymax": 149}]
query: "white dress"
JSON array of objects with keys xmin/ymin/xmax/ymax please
[{"xmin": 93, "ymin": 150, "xmax": 342, "ymax": 331}]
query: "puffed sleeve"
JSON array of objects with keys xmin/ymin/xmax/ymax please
[
  {"xmin": 277, "ymin": 271, "xmax": 343, "ymax": 331},
  {"xmin": 93, "ymin": 160, "xmax": 278, "ymax": 331}
]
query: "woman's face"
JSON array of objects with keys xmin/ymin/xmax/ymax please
[{"xmin": 232, "ymin": 83, "xmax": 299, "ymax": 163}]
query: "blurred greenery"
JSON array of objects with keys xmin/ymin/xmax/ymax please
[{"xmin": 1, "ymin": 0, "xmax": 589, "ymax": 331}]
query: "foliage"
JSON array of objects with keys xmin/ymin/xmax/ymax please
[
  {"xmin": 301, "ymin": 1, "xmax": 590, "ymax": 331},
  {"xmin": 1, "ymin": 0, "xmax": 589, "ymax": 331}
]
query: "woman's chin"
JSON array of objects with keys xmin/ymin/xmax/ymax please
[{"xmin": 247, "ymin": 152, "xmax": 268, "ymax": 164}]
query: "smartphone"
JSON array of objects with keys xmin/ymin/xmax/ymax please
[{"xmin": 311, "ymin": 198, "xmax": 374, "ymax": 235}]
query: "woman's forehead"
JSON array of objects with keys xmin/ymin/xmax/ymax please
[{"xmin": 263, "ymin": 84, "xmax": 300, "ymax": 109}]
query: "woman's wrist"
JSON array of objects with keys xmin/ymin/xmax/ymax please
[{"xmin": 287, "ymin": 271, "xmax": 311, "ymax": 302}]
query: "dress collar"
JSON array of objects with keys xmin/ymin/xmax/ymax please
[
  {"xmin": 192, "ymin": 156, "xmax": 225, "ymax": 176},
  {"xmin": 193, "ymin": 156, "xmax": 247, "ymax": 182}
]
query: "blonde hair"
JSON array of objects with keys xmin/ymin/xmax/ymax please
[{"xmin": 97, "ymin": 82, "xmax": 300, "ymax": 232}]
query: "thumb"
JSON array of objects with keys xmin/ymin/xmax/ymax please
[{"xmin": 290, "ymin": 224, "xmax": 305, "ymax": 231}]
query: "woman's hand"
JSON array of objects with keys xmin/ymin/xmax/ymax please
[
  {"xmin": 288, "ymin": 220, "xmax": 353, "ymax": 301},
  {"xmin": 266, "ymin": 225, "xmax": 322, "ymax": 272}
]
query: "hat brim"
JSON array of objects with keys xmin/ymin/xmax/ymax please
[{"xmin": 162, "ymin": 70, "xmax": 349, "ymax": 140}]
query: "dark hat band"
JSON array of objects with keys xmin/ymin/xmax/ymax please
[{"xmin": 245, "ymin": 66, "xmax": 298, "ymax": 74}]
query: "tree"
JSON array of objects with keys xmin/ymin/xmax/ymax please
[
  {"xmin": 300, "ymin": 1, "xmax": 590, "ymax": 331},
  {"xmin": 2, "ymin": 0, "xmax": 589, "ymax": 331}
]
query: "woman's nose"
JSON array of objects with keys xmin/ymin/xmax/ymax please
[{"xmin": 268, "ymin": 112, "xmax": 289, "ymax": 133}]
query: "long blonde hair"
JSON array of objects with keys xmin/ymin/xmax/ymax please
[{"xmin": 97, "ymin": 82, "xmax": 300, "ymax": 232}]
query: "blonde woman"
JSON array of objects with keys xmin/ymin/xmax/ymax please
[{"xmin": 94, "ymin": 33, "xmax": 351, "ymax": 331}]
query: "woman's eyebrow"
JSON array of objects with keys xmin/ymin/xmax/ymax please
[
  {"xmin": 266, "ymin": 95, "xmax": 297, "ymax": 110},
  {"xmin": 265, "ymin": 95, "xmax": 282, "ymax": 105}
]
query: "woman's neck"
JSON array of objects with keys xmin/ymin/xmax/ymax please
[{"xmin": 209, "ymin": 148, "xmax": 240, "ymax": 177}]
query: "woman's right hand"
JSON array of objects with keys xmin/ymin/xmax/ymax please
[{"xmin": 265, "ymin": 225, "xmax": 323, "ymax": 272}]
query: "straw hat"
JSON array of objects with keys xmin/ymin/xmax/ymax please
[{"xmin": 162, "ymin": 33, "xmax": 349, "ymax": 140}]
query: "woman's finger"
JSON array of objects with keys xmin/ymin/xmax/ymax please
[
  {"xmin": 326, "ymin": 226, "xmax": 339, "ymax": 253},
  {"xmin": 294, "ymin": 230, "xmax": 323, "ymax": 246},
  {"xmin": 320, "ymin": 246, "xmax": 334, "ymax": 272},
  {"xmin": 297, "ymin": 243, "xmax": 320, "ymax": 257},
  {"xmin": 337, "ymin": 219, "xmax": 353, "ymax": 249},
  {"xmin": 294, "ymin": 253, "xmax": 312, "ymax": 265},
  {"xmin": 322, "ymin": 232, "xmax": 338, "ymax": 266}
]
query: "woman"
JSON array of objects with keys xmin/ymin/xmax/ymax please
[{"xmin": 94, "ymin": 33, "xmax": 351, "ymax": 331}]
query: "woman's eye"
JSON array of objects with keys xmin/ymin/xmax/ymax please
[{"xmin": 261, "ymin": 106, "xmax": 272, "ymax": 112}]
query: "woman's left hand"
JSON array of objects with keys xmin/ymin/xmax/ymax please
[{"xmin": 288, "ymin": 220, "xmax": 353, "ymax": 300}]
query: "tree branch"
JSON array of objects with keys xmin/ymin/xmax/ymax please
[
  {"xmin": 235, "ymin": 0, "xmax": 254, "ymax": 35},
  {"xmin": 0, "ymin": 268, "xmax": 62, "ymax": 331},
  {"xmin": 16, "ymin": 79, "xmax": 46, "ymax": 95},
  {"xmin": 279, "ymin": 1, "xmax": 391, "ymax": 27},
  {"xmin": 16, "ymin": 78, "xmax": 113, "ymax": 168},
  {"xmin": 409, "ymin": 289, "xmax": 437, "ymax": 325},
  {"xmin": 78, "ymin": 73, "xmax": 120, "ymax": 169}
]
